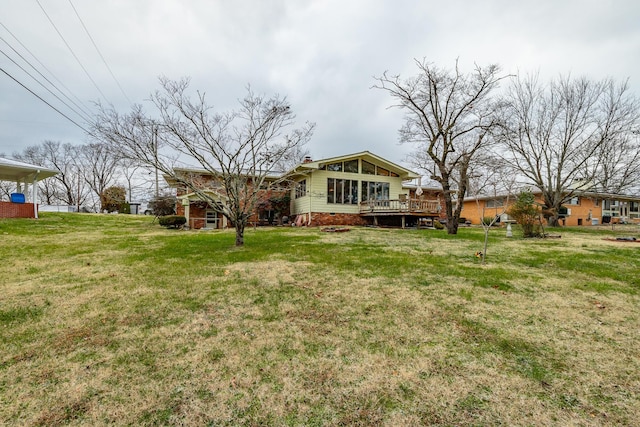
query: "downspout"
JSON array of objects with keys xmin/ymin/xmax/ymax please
[
  {"xmin": 308, "ymin": 172, "xmax": 312, "ymax": 226},
  {"xmin": 33, "ymin": 171, "xmax": 40, "ymax": 219}
]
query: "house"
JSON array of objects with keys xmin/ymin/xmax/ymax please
[
  {"xmin": 167, "ymin": 168, "xmax": 289, "ymax": 230},
  {"xmin": 461, "ymin": 190, "xmax": 640, "ymax": 226},
  {"xmin": 287, "ymin": 151, "xmax": 443, "ymax": 227},
  {"xmin": 165, "ymin": 151, "xmax": 444, "ymax": 229}
]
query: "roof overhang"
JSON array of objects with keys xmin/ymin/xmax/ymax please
[
  {"xmin": 0, "ymin": 157, "xmax": 58, "ymax": 182},
  {"xmin": 288, "ymin": 151, "xmax": 420, "ymax": 180}
]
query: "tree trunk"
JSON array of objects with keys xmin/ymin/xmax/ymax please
[
  {"xmin": 447, "ymin": 218, "xmax": 459, "ymax": 234},
  {"xmin": 235, "ymin": 223, "xmax": 245, "ymax": 246}
]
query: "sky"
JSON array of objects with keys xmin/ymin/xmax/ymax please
[{"xmin": 1, "ymin": 0, "xmax": 639, "ymax": 168}]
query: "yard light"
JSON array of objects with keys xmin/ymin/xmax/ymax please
[{"xmin": 506, "ymin": 222, "xmax": 513, "ymax": 237}]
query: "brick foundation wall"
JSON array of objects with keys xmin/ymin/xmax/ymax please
[
  {"xmin": 0, "ymin": 201, "xmax": 36, "ymax": 218},
  {"xmin": 303, "ymin": 212, "xmax": 369, "ymax": 227}
]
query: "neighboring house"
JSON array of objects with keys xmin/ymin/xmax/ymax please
[
  {"xmin": 167, "ymin": 168, "xmax": 289, "ymax": 230},
  {"xmin": 462, "ymin": 191, "xmax": 640, "ymax": 226},
  {"xmin": 165, "ymin": 151, "xmax": 445, "ymax": 229}
]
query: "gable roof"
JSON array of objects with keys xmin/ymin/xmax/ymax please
[
  {"xmin": 0, "ymin": 157, "xmax": 58, "ymax": 182},
  {"xmin": 289, "ymin": 151, "xmax": 420, "ymax": 180}
]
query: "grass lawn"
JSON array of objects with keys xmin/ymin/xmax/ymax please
[{"xmin": 1, "ymin": 213, "xmax": 639, "ymax": 426}]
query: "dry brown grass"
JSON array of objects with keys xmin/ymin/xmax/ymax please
[{"xmin": 1, "ymin": 215, "xmax": 639, "ymax": 425}]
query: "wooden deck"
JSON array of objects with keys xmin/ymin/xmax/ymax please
[{"xmin": 359, "ymin": 199, "xmax": 441, "ymax": 217}]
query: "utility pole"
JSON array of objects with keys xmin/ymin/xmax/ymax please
[{"xmin": 154, "ymin": 125, "xmax": 159, "ymax": 197}]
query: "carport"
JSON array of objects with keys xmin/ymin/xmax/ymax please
[{"xmin": 0, "ymin": 157, "xmax": 58, "ymax": 219}]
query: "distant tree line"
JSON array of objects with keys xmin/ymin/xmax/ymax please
[{"xmin": 6, "ymin": 140, "xmax": 160, "ymax": 212}]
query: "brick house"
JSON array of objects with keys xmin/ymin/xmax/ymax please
[
  {"xmin": 168, "ymin": 169, "xmax": 289, "ymax": 230},
  {"xmin": 165, "ymin": 151, "xmax": 445, "ymax": 229},
  {"xmin": 461, "ymin": 191, "xmax": 640, "ymax": 226}
]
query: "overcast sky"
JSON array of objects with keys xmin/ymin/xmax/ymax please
[{"xmin": 1, "ymin": 0, "xmax": 639, "ymax": 167}]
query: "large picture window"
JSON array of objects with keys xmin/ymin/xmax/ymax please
[
  {"xmin": 361, "ymin": 181, "xmax": 390, "ymax": 201},
  {"xmin": 327, "ymin": 178, "xmax": 358, "ymax": 204}
]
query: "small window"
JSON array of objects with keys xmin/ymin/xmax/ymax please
[
  {"xmin": 327, "ymin": 178, "xmax": 335, "ymax": 203},
  {"xmin": 485, "ymin": 198, "xmax": 505, "ymax": 208},
  {"xmin": 567, "ymin": 197, "xmax": 580, "ymax": 205},
  {"xmin": 344, "ymin": 159, "xmax": 358, "ymax": 173},
  {"xmin": 376, "ymin": 167, "xmax": 390, "ymax": 176},
  {"xmin": 327, "ymin": 162, "xmax": 342, "ymax": 172},
  {"xmin": 362, "ymin": 160, "xmax": 376, "ymax": 175}
]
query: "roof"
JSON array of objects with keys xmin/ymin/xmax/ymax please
[
  {"xmin": 0, "ymin": 157, "xmax": 58, "ymax": 182},
  {"xmin": 163, "ymin": 167, "xmax": 284, "ymax": 188},
  {"xmin": 289, "ymin": 151, "xmax": 420, "ymax": 180},
  {"xmin": 464, "ymin": 189, "xmax": 640, "ymax": 202}
]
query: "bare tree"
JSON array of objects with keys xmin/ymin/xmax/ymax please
[
  {"xmin": 272, "ymin": 143, "xmax": 311, "ymax": 173},
  {"xmin": 93, "ymin": 77, "xmax": 314, "ymax": 246},
  {"xmin": 14, "ymin": 141, "xmax": 90, "ymax": 208},
  {"xmin": 76, "ymin": 142, "xmax": 121, "ymax": 211},
  {"xmin": 467, "ymin": 156, "xmax": 517, "ymax": 264},
  {"xmin": 499, "ymin": 74, "xmax": 640, "ymax": 225},
  {"xmin": 374, "ymin": 59, "xmax": 506, "ymax": 234},
  {"xmin": 582, "ymin": 130, "xmax": 640, "ymax": 194}
]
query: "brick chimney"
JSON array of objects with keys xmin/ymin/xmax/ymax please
[{"xmin": 303, "ymin": 156, "xmax": 313, "ymax": 163}]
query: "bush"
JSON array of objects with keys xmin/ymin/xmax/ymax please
[
  {"xmin": 159, "ymin": 215, "xmax": 186, "ymax": 229},
  {"xmin": 149, "ymin": 195, "xmax": 176, "ymax": 216},
  {"xmin": 482, "ymin": 216, "xmax": 500, "ymax": 226},
  {"xmin": 100, "ymin": 186, "xmax": 126, "ymax": 213},
  {"xmin": 433, "ymin": 220, "xmax": 445, "ymax": 230},
  {"xmin": 119, "ymin": 202, "xmax": 131, "ymax": 215},
  {"xmin": 507, "ymin": 191, "xmax": 541, "ymax": 237}
]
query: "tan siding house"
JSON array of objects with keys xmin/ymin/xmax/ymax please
[{"xmin": 461, "ymin": 192, "xmax": 640, "ymax": 226}]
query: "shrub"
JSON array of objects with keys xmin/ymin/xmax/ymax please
[
  {"xmin": 482, "ymin": 216, "xmax": 499, "ymax": 226},
  {"xmin": 119, "ymin": 202, "xmax": 131, "ymax": 214},
  {"xmin": 100, "ymin": 186, "xmax": 126, "ymax": 213},
  {"xmin": 433, "ymin": 220, "xmax": 445, "ymax": 230},
  {"xmin": 149, "ymin": 195, "xmax": 176, "ymax": 216},
  {"xmin": 507, "ymin": 191, "xmax": 541, "ymax": 237},
  {"xmin": 159, "ymin": 215, "xmax": 186, "ymax": 229}
]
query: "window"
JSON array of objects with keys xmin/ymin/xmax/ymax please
[
  {"xmin": 361, "ymin": 181, "xmax": 390, "ymax": 201},
  {"xmin": 327, "ymin": 162, "xmax": 342, "ymax": 172},
  {"xmin": 327, "ymin": 178, "xmax": 358, "ymax": 204},
  {"xmin": 344, "ymin": 159, "xmax": 358, "ymax": 173},
  {"xmin": 362, "ymin": 160, "xmax": 376, "ymax": 175},
  {"xmin": 485, "ymin": 198, "xmax": 505, "ymax": 208},
  {"xmin": 376, "ymin": 167, "xmax": 390, "ymax": 176},
  {"xmin": 567, "ymin": 197, "xmax": 580, "ymax": 205},
  {"xmin": 295, "ymin": 180, "xmax": 306, "ymax": 199}
]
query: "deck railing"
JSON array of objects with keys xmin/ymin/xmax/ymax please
[{"xmin": 359, "ymin": 199, "xmax": 441, "ymax": 214}]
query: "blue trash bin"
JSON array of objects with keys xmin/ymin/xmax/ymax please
[{"xmin": 10, "ymin": 193, "xmax": 25, "ymax": 203}]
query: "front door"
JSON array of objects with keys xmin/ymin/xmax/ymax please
[{"xmin": 205, "ymin": 209, "xmax": 218, "ymax": 229}]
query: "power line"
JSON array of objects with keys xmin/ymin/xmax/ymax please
[
  {"xmin": 0, "ymin": 37, "xmax": 94, "ymax": 123},
  {"xmin": 0, "ymin": 21, "xmax": 94, "ymax": 115},
  {"xmin": 1, "ymin": 66, "xmax": 91, "ymax": 135},
  {"xmin": 68, "ymin": 0, "xmax": 132, "ymax": 105},
  {"xmin": 36, "ymin": 0, "xmax": 111, "ymax": 104}
]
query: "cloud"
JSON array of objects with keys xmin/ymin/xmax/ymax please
[{"xmin": 1, "ymin": 0, "xmax": 639, "ymax": 165}]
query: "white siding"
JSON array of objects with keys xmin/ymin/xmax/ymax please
[{"xmin": 291, "ymin": 169, "xmax": 406, "ymax": 215}]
